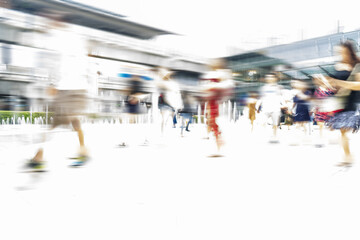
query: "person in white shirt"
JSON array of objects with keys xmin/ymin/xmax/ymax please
[
  {"xmin": 256, "ymin": 73, "xmax": 284, "ymax": 143},
  {"xmin": 155, "ymin": 67, "xmax": 183, "ymax": 136},
  {"xmin": 26, "ymin": 13, "xmax": 90, "ymax": 169}
]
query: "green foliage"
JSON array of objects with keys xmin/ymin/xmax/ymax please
[
  {"xmin": 192, "ymin": 115, "xmax": 204, "ymax": 124},
  {"xmin": 0, "ymin": 111, "xmax": 53, "ymax": 124}
]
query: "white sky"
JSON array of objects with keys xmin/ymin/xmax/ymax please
[{"xmin": 76, "ymin": 0, "xmax": 360, "ymax": 58}]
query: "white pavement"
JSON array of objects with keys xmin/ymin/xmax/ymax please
[{"xmin": 1, "ymin": 118, "xmax": 360, "ymax": 240}]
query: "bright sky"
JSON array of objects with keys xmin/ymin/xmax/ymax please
[{"xmin": 76, "ymin": 0, "xmax": 360, "ymax": 58}]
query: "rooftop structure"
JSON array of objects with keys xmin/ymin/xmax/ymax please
[{"xmin": 8, "ymin": 0, "xmax": 174, "ymax": 39}]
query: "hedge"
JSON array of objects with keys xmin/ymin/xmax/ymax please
[
  {"xmin": 192, "ymin": 115, "xmax": 205, "ymax": 124},
  {"xmin": 0, "ymin": 111, "xmax": 53, "ymax": 124}
]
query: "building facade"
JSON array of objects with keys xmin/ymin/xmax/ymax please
[
  {"xmin": 0, "ymin": 0, "xmax": 208, "ymax": 113},
  {"xmin": 226, "ymin": 30, "xmax": 360, "ymax": 96}
]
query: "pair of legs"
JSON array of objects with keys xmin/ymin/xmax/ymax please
[
  {"xmin": 173, "ymin": 113, "xmax": 177, "ymax": 127},
  {"xmin": 315, "ymin": 110, "xmax": 340, "ymax": 140},
  {"xmin": 160, "ymin": 107, "xmax": 175, "ymax": 135},
  {"xmin": 207, "ymin": 117, "xmax": 223, "ymax": 151},
  {"xmin": 294, "ymin": 121, "xmax": 309, "ymax": 135},
  {"xmin": 313, "ymin": 121, "xmax": 326, "ymax": 147},
  {"xmin": 122, "ymin": 113, "xmax": 149, "ymax": 145},
  {"xmin": 320, "ymin": 120, "xmax": 352, "ymax": 166},
  {"xmin": 263, "ymin": 112, "xmax": 280, "ymax": 139},
  {"xmin": 249, "ymin": 117, "xmax": 255, "ymax": 132},
  {"xmin": 339, "ymin": 128, "xmax": 352, "ymax": 166},
  {"xmin": 207, "ymin": 103, "xmax": 223, "ymax": 151},
  {"xmin": 180, "ymin": 113, "xmax": 192, "ymax": 136},
  {"xmin": 248, "ymin": 110, "xmax": 256, "ymax": 132},
  {"xmin": 317, "ymin": 121, "xmax": 329, "ymax": 139},
  {"xmin": 32, "ymin": 116, "xmax": 87, "ymax": 163}
]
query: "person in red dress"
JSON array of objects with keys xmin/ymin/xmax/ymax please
[{"xmin": 201, "ymin": 59, "xmax": 234, "ymax": 156}]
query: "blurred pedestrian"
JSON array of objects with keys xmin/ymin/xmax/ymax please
[
  {"xmin": 291, "ymin": 80, "xmax": 312, "ymax": 137},
  {"xmin": 155, "ymin": 68, "xmax": 183, "ymax": 136},
  {"xmin": 256, "ymin": 73, "xmax": 284, "ymax": 143},
  {"xmin": 179, "ymin": 91, "xmax": 197, "ymax": 137},
  {"xmin": 26, "ymin": 12, "xmax": 90, "ymax": 169},
  {"xmin": 312, "ymin": 74, "xmax": 342, "ymax": 147},
  {"xmin": 322, "ymin": 41, "xmax": 360, "ymax": 167},
  {"xmin": 247, "ymin": 92, "xmax": 258, "ymax": 132},
  {"xmin": 201, "ymin": 59, "xmax": 234, "ymax": 156},
  {"xmin": 120, "ymin": 74, "xmax": 150, "ymax": 146}
]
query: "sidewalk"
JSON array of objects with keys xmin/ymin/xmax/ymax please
[{"xmin": 1, "ymin": 121, "xmax": 360, "ymax": 240}]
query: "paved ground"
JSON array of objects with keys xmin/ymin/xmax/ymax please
[{"xmin": 1, "ymin": 117, "xmax": 360, "ymax": 240}]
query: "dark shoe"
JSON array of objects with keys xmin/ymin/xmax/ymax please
[
  {"xmin": 117, "ymin": 142, "xmax": 128, "ymax": 148},
  {"xmin": 24, "ymin": 159, "xmax": 46, "ymax": 172},
  {"xmin": 26, "ymin": 159, "xmax": 45, "ymax": 170}
]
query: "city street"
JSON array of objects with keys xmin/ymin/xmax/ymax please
[
  {"xmin": 1, "ymin": 1, "xmax": 360, "ymax": 240},
  {"xmin": 1, "ymin": 118, "xmax": 360, "ymax": 240}
]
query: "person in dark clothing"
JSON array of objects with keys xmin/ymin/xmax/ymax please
[
  {"xmin": 178, "ymin": 91, "xmax": 197, "ymax": 136},
  {"xmin": 126, "ymin": 75, "xmax": 148, "ymax": 116},
  {"xmin": 120, "ymin": 74, "xmax": 150, "ymax": 147},
  {"xmin": 292, "ymin": 80, "xmax": 312, "ymax": 136},
  {"xmin": 315, "ymin": 41, "xmax": 360, "ymax": 166}
]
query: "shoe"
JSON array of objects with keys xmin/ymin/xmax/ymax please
[
  {"xmin": 140, "ymin": 140, "xmax": 149, "ymax": 146},
  {"xmin": 71, "ymin": 161, "xmax": 86, "ymax": 167},
  {"xmin": 336, "ymin": 162, "xmax": 352, "ymax": 167},
  {"xmin": 207, "ymin": 154, "xmax": 224, "ymax": 158},
  {"xmin": 70, "ymin": 155, "xmax": 89, "ymax": 167},
  {"xmin": 25, "ymin": 159, "xmax": 45, "ymax": 171},
  {"xmin": 117, "ymin": 142, "xmax": 128, "ymax": 148},
  {"xmin": 314, "ymin": 143, "xmax": 325, "ymax": 148},
  {"xmin": 185, "ymin": 129, "xmax": 190, "ymax": 132},
  {"xmin": 336, "ymin": 156, "xmax": 354, "ymax": 167}
]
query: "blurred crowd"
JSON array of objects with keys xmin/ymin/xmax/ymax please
[{"xmin": 1, "ymin": 9, "xmax": 360, "ymax": 170}]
